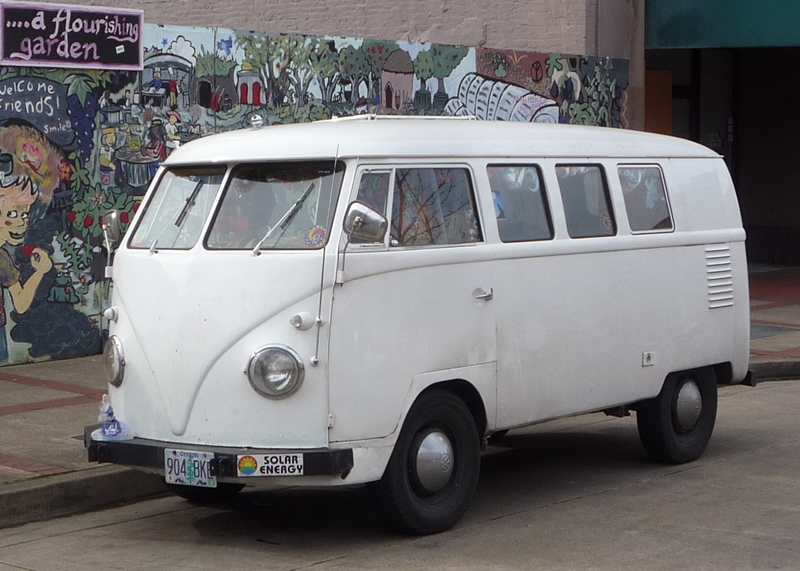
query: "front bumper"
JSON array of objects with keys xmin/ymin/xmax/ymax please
[{"xmin": 84, "ymin": 425, "xmax": 354, "ymax": 479}]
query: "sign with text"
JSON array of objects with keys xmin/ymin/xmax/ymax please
[
  {"xmin": 0, "ymin": 78, "xmax": 73, "ymax": 147},
  {"xmin": 0, "ymin": 1, "xmax": 143, "ymax": 70}
]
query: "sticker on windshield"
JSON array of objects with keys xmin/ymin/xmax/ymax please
[{"xmin": 305, "ymin": 226, "xmax": 326, "ymax": 247}]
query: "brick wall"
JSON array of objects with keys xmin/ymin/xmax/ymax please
[{"xmin": 30, "ymin": 0, "xmax": 593, "ymax": 53}]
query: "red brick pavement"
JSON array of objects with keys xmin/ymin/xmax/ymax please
[
  {"xmin": 0, "ymin": 454, "xmax": 71, "ymax": 476},
  {"xmin": 0, "ymin": 371, "xmax": 103, "ymax": 477},
  {"xmin": 0, "ymin": 372, "xmax": 105, "ymax": 416}
]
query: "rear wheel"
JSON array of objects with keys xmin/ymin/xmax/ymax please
[
  {"xmin": 636, "ymin": 367, "xmax": 717, "ymax": 464},
  {"xmin": 371, "ymin": 389, "xmax": 481, "ymax": 534},
  {"xmin": 167, "ymin": 482, "xmax": 244, "ymax": 504}
]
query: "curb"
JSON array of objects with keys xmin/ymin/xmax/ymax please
[
  {"xmin": 750, "ymin": 360, "xmax": 800, "ymax": 382},
  {"xmin": 0, "ymin": 465, "xmax": 167, "ymax": 530}
]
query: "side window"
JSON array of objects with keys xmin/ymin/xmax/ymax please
[
  {"xmin": 356, "ymin": 171, "xmax": 390, "ymax": 216},
  {"xmin": 391, "ymin": 167, "xmax": 481, "ymax": 246},
  {"xmin": 556, "ymin": 164, "xmax": 616, "ymax": 238},
  {"xmin": 352, "ymin": 171, "xmax": 391, "ymax": 244},
  {"xmin": 488, "ymin": 165, "xmax": 553, "ymax": 242},
  {"xmin": 618, "ymin": 166, "xmax": 673, "ymax": 232}
]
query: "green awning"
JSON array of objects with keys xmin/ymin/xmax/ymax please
[{"xmin": 646, "ymin": 0, "xmax": 800, "ymax": 49}]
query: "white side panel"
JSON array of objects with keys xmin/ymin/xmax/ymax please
[
  {"xmin": 663, "ymin": 158, "xmax": 730, "ymax": 232},
  {"xmin": 326, "ymin": 246, "xmax": 497, "ymax": 443},
  {"xmin": 493, "ymin": 243, "xmax": 738, "ymax": 427}
]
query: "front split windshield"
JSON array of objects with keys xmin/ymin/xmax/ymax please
[
  {"xmin": 129, "ymin": 161, "xmax": 345, "ymax": 251},
  {"xmin": 129, "ymin": 167, "xmax": 224, "ymax": 250},
  {"xmin": 207, "ymin": 161, "xmax": 344, "ymax": 250}
]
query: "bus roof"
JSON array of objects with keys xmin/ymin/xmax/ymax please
[{"xmin": 164, "ymin": 116, "xmax": 719, "ymax": 166}]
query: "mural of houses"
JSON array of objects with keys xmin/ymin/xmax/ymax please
[
  {"xmin": 381, "ymin": 50, "xmax": 414, "ymax": 111},
  {"xmin": 237, "ymin": 61, "xmax": 264, "ymax": 106}
]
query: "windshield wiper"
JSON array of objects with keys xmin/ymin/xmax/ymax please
[
  {"xmin": 149, "ymin": 180, "xmax": 205, "ymax": 254},
  {"xmin": 252, "ymin": 182, "xmax": 315, "ymax": 256},
  {"xmin": 175, "ymin": 180, "xmax": 205, "ymax": 227}
]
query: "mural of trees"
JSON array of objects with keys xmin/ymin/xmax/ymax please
[
  {"xmin": 311, "ymin": 40, "xmax": 340, "ymax": 105},
  {"xmin": 413, "ymin": 49, "xmax": 435, "ymax": 111},
  {"xmin": 0, "ymin": 22, "xmax": 629, "ymax": 366},
  {"xmin": 337, "ymin": 44, "xmax": 371, "ymax": 105},
  {"xmin": 430, "ymin": 45, "xmax": 469, "ymax": 111}
]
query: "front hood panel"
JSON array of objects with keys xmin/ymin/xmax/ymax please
[{"xmin": 113, "ymin": 249, "xmax": 325, "ymax": 439}]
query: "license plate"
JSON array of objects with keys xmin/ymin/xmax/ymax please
[
  {"xmin": 237, "ymin": 453, "xmax": 304, "ymax": 477},
  {"xmin": 164, "ymin": 449, "xmax": 216, "ymax": 487}
]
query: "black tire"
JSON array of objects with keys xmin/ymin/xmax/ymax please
[
  {"xmin": 371, "ymin": 389, "xmax": 481, "ymax": 534},
  {"xmin": 167, "ymin": 482, "xmax": 244, "ymax": 504},
  {"xmin": 636, "ymin": 367, "xmax": 717, "ymax": 464}
]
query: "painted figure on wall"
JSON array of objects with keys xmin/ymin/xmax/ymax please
[
  {"xmin": 143, "ymin": 119, "xmax": 167, "ymax": 176},
  {"xmin": 0, "ymin": 176, "xmax": 52, "ymax": 361},
  {"xmin": 0, "ymin": 119, "xmax": 106, "ymax": 363},
  {"xmin": 99, "ymin": 127, "xmax": 120, "ymax": 185}
]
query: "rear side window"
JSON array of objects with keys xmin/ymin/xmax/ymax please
[
  {"xmin": 391, "ymin": 167, "xmax": 481, "ymax": 246},
  {"xmin": 618, "ymin": 166, "xmax": 673, "ymax": 232},
  {"xmin": 556, "ymin": 165, "xmax": 616, "ymax": 238},
  {"xmin": 488, "ymin": 165, "xmax": 553, "ymax": 242}
]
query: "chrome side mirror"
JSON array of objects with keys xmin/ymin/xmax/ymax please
[
  {"xmin": 343, "ymin": 201, "xmax": 387, "ymax": 243},
  {"xmin": 102, "ymin": 210, "xmax": 121, "ymax": 247}
]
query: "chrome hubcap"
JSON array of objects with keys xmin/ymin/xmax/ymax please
[
  {"xmin": 675, "ymin": 379, "xmax": 703, "ymax": 431},
  {"xmin": 415, "ymin": 430, "xmax": 454, "ymax": 493}
]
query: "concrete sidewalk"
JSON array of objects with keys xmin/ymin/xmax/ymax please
[
  {"xmin": 1, "ymin": 265, "xmax": 799, "ymax": 529},
  {"xmin": 0, "ymin": 357, "xmax": 167, "ymax": 528},
  {"xmin": 748, "ymin": 264, "xmax": 800, "ymax": 379}
]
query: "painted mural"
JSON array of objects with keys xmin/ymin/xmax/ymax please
[{"xmin": 0, "ymin": 20, "xmax": 629, "ymax": 366}]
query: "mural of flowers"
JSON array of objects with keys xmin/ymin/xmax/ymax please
[{"xmin": 70, "ymin": 184, "xmax": 138, "ymax": 242}]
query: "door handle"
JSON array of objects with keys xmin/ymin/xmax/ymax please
[{"xmin": 474, "ymin": 288, "xmax": 494, "ymax": 301}]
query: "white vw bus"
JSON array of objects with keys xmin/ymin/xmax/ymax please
[{"xmin": 88, "ymin": 116, "xmax": 752, "ymax": 534}]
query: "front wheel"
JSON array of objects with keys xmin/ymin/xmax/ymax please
[
  {"xmin": 636, "ymin": 367, "xmax": 717, "ymax": 464},
  {"xmin": 371, "ymin": 389, "xmax": 481, "ymax": 534}
]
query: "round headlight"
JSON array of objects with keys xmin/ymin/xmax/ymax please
[
  {"xmin": 103, "ymin": 336, "xmax": 125, "ymax": 387},
  {"xmin": 247, "ymin": 345, "xmax": 304, "ymax": 399}
]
